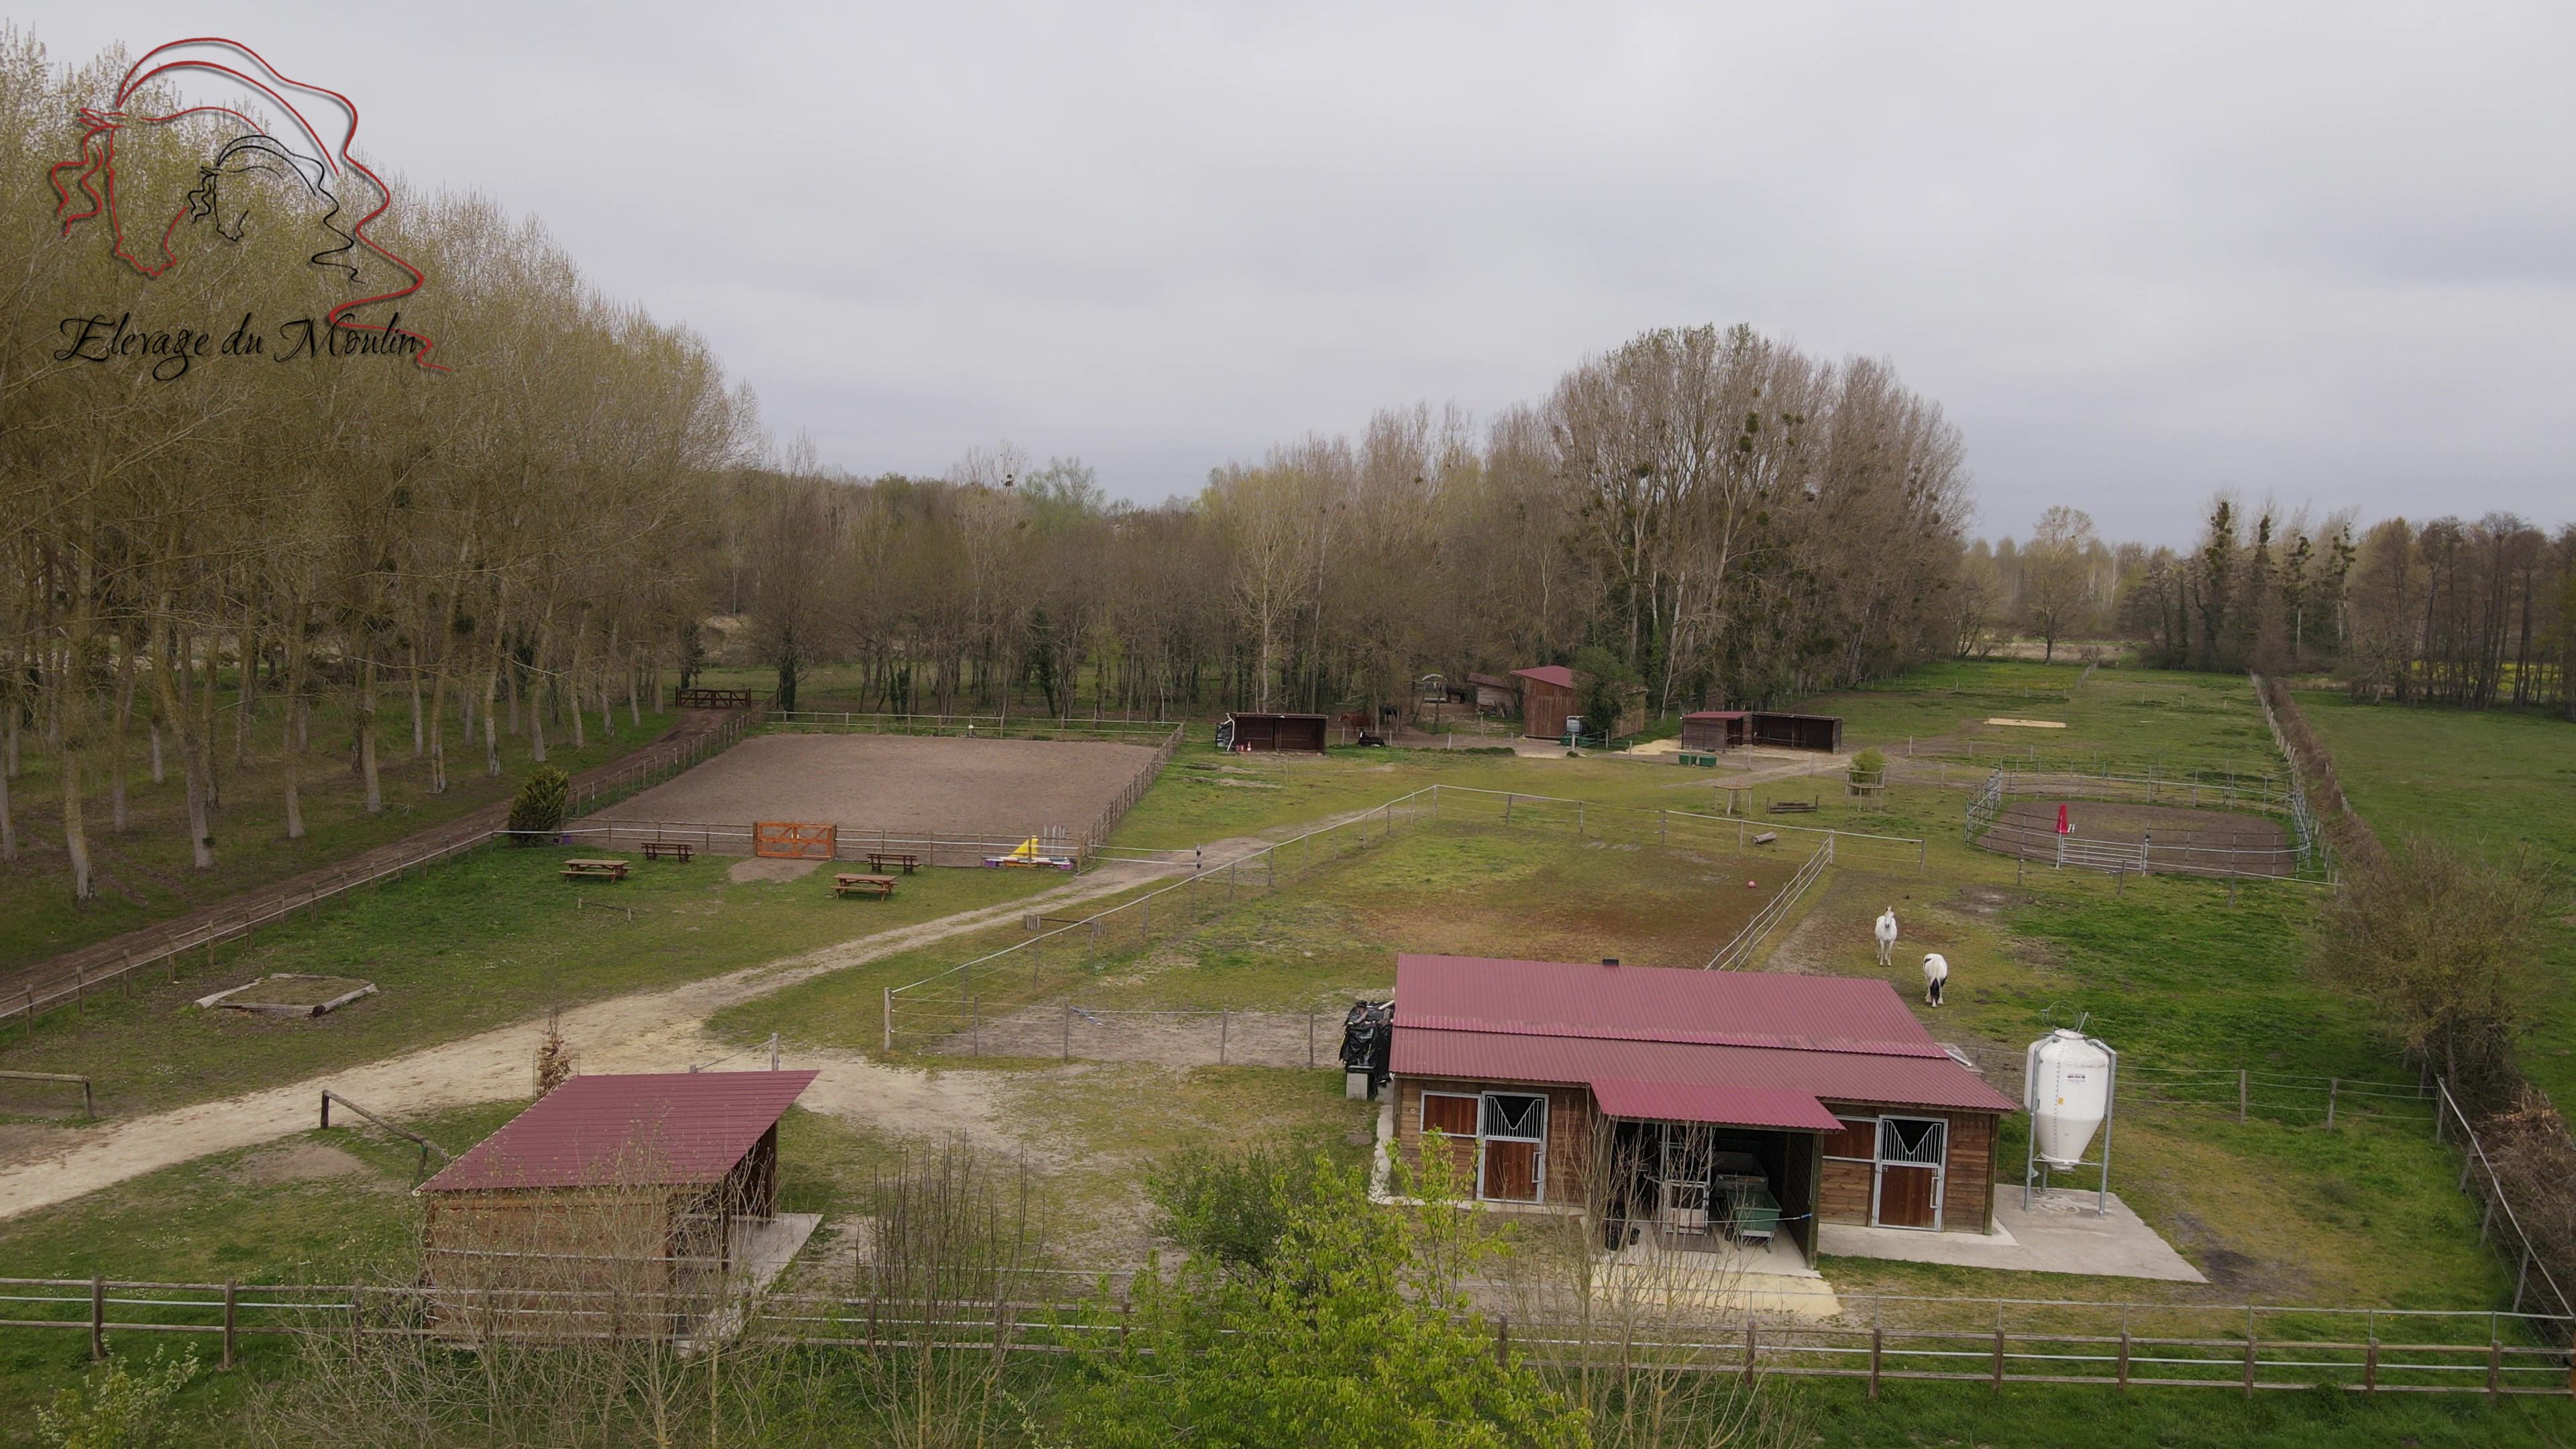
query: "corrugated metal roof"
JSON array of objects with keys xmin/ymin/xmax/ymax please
[
  {"xmin": 1393, "ymin": 957, "xmax": 2017, "ymax": 1115},
  {"xmin": 1682, "ymin": 710, "xmax": 1749, "ymax": 720},
  {"xmin": 1397, "ymin": 955, "xmax": 1951, "ymax": 1059},
  {"xmin": 1590, "ymin": 1079, "xmax": 1844, "ymax": 1130},
  {"xmin": 1511, "ymin": 665, "xmax": 1577, "ymax": 688},
  {"xmin": 421, "ymin": 1071, "xmax": 818, "ymax": 1193},
  {"xmin": 1394, "ymin": 1029, "xmax": 2017, "ymax": 1113}
]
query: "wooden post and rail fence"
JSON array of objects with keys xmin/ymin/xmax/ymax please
[{"xmin": 2, "ymin": 1275, "xmax": 2568, "ymax": 1397}]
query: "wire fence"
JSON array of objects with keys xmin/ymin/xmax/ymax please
[
  {"xmin": 881, "ymin": 790, "xmax": 1439, "ymax": 1052},
  {"xmin": 1963, "ymin": 765, "xmax": 2329, "ymax": 881},
  {"xmin": 881, "ymin": 785, "xmax": 1927, "ymax": 1053},
  {"xmin": 760, "ymin": 710, "xmax": 1181, "ymax": 743},
  {"xmin": 1707, "ymin": 836, "xmax": 1834, "ymax": 969},
  {"xmin": 7, "ymin": 1275, "xmax": 2569, "ymax": 1397}
]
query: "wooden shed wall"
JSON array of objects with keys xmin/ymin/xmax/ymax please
[{"xmin": 1391, "ymin": 1075, "xmax": 1596, "ymax": 1206}]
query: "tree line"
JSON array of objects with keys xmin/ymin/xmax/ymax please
[
  {"xmin": 1960, "ymin": 494, "xmax": 2574, "ymax": 714},
  {"xmin": 735, "ymin": 323, "xmax": 1976, "ymax": 723},
  {"xmin": 0, "ymin": 33, "xmax": 753, "ymax": 899}
]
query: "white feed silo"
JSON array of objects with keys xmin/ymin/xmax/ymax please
[{"xmin": 2024, "ymin": 1026, "xmax": 2118, "ymax": 1214}]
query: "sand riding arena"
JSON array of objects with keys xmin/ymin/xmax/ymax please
[
  {"xmin": 582, "ymin": 731, "xmax": 1168, "ymax": 863},
  {"xmin": 1965, "ymin": 766, "xmax": 2326, "ymax": 880}
]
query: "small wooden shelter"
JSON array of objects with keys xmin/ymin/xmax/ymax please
[
  {"xmin": 1748, "ymin": 711, "xmax": 1843, "ymax": 752},
  {"xmin": 419, "ymin": 1071, "xmax": 818, "ymax": 1338},
  {"xmin": 1512, "ymin": 666, "xmax": 1580, "ymax": 739},
  {"xmin": 1217, "ymin": 712, "xmax": 1329, "ymax": 753},
  {"xmin": 1680, "ymin": 711, "xmax": 1750, "ymax": 751}
]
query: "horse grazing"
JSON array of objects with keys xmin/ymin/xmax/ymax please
[
  {"xmin": 1921, "ymin": 952, "xmax": 1949, "ymax": 1007},
  {"xmin": 1874, "ymin": 908, "xmax": 1898, "ymax": 967}
]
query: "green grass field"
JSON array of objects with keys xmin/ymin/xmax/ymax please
[
  {"xmin": 2292, "ymin": 692, "xmax": 2576, "ymax": 1104},
  {"xmin": 0, "ymin": 686, "xmax": 686, "ymax": 977},
  {"xmin": 1790, "ymin": 659, "xmax": 2284, "ymax": 772},
  {"xmin": 0, "ymin": 848, "xmax": 1056, "ymax": 1122}
]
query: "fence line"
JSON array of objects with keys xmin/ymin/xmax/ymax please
[
  {"xmin": 5, "ymin": 1276, "xmax": 2569, "ymax": 1396},
  {"xmin": 3, "ymin": 707, "xmax": 768, "ymax": 1032},
  {"xmin": 2436, "ymin": 1079, "xmax": 2576, "ymax": 1322},
  {"xmin": 881, "ymin": 789, "xmax": 1441, "ymax": 1052},
  {"xmin": 1962, "ymin": 764, "xmax": 2328, "ymax": 882},
  {"xmin": 1707, "ymin": 836, "xmax": 1834, "ymax": 969},
  {"xmin": 881, "ymin": 784, "xmax": 1925, "ymax": 1053},
  {"xmin": 761, "ymin": 710, "xmax": 1179, "ymax": 742}
]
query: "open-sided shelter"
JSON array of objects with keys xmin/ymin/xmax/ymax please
[
  {"xmin": 1386, "ymin": 956, "xmax": 2015, "ymax": 1263},
  {"xmin": 1747, "ymin": 712, "xmax": 1843, "ymax": 752},
  {"xmin": 1216, "ymin": 712, "xmax": 1328, "ymax": 753},
  {"xmin": 1680, "ymin": 711, "xmax": 1750, "ymax": 751},
  {"xmin": 420, "ymin": 1071, "xmax": 818, "ymax": 1338}
]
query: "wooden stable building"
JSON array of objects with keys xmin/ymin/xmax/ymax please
[
  {"xmin": 1216, "ymin": 712, "xmax": 1329, "ymax": 753},
  {"xmin": 419, "ymin": 1071, "xmax": 818, "ymax": 1338},
  {"xmin": 1680, "ymin": 711, "xmax": 1750, "ymax": 751},
  {"xmin": 1512, "ymin": 666, "xmax": 1581, "ymax": 739},
  {"xmin": 1385, "ymin": 956, "xmax": 2015, "ymax": 1263},
  {"xmin": 1748, "ymin": 711, "xmax": 1843, "ymax": 752}
]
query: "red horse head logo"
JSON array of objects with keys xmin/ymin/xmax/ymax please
[{"xmin": 50, "ymin": 37, "xmax": 442, "ymax": 370}]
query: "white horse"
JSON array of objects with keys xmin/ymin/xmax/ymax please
[
  {"xmin": 1874, "ymin": 908, "xmax": 1898, "ymax": 967},
  {"xmin": 1922, "ymin": 952, "xmax": 1949, "ymax": 1007}
]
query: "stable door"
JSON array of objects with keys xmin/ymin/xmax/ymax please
[{"xmin": 1871, "ymin": 1116, "xmax": 1947, "ymax": 1230}]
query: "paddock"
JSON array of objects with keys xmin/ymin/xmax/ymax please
[
  {"xmin": 584, "ymin": 733, "xmax": 1160, "ymax": 858},
  {"xmin": 1972, "ymin": 799, "xmax": 2300, "ymax": 878}
]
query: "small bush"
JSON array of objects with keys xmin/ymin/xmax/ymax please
[
  {"xmin": 39, "ymin": 1346, "xmax": 198, "ymax": 1449},
  {"xmin": 1148, "ymin": 1141, "xmax": 1322, "ymax": 1272},
  {"xmin": 1850, "ymin": 747, "xmax": 1887, "ymax": 782},
  {"xmin": 505, "ymin": 765, "xmax": 571, "ymax": 843}
]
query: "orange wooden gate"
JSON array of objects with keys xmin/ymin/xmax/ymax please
[{"xmin": 753, "ymin": 822, "xmax": 838, "ymax": 859}]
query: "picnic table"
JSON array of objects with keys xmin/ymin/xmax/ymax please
[
  {"xmin": 641, "ymin": 841, "xmax": 694, "ymax": 863},
  {"xmin": 1766, "ymin": 798, "xmax": 1820, "ymax": 814},
  {"xmin": 833, "ymin": 873, "xmax": 898, "ymax": 900},
  {"xmin": 561, "ymin": 858, "xmax": 631, "ymax": 881},
  {"xmin": 865, "ymin": 850, "xmax": 920, "ymax": 874}
]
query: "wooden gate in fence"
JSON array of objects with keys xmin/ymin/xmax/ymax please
[{"xmin": 754, "ymin": 822, "xmax": 838, "ymax": 860}]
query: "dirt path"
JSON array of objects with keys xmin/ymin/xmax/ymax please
[
  {"xmin": 0, "ymin": 864, "xmax": 1169, "ymax": 1222},
  {"xmin": 1, "ymin": 709, "xmax": 743, "ymax": 1010}
]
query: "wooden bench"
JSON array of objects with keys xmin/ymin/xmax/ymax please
[
  {"xmin": 641, "ymin": 841, "xmax": 694, "ymax": 863},
  {"xmin": 561, "ymin": 859, "xmax": 631, "ymax": 881},
  {"xmin": 865, "ymin": 851, "xmax": 920, "ymax": 875},
  {"xmin": 833, "ymin": 873, "xmax": 898, "ymax": 900},
  {"xmin": 1766, "ymin": 798, "xmax": 1819, "ymax": 814}
]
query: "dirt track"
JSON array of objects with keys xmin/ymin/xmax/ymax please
[
  {"xmin": 0, "ymin": 865, "xmax": 1168, "ymax": 1223},
  {"xmin": 589, "ymin": 733, "xmax": 1157, "ymax": 849}
]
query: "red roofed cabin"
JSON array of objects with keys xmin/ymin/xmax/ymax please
[
  {"xmin": 419, "ymin": 1071, "xmax": 818, "ymax": 1338},
  {"xmin": 1387, "ymin": 956, "xmax": 2015, "ymax": 1263},
  {"xmin": 1513, "ymin": 666, "xmax": 1580, "ymax": 739}
]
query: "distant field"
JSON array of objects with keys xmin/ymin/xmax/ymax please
[
  {"xmin": 2294, "ymin": 692, "xmax": 2576, "ymax": 1104},
  {"xmin": 1791, "ymin": 661, "xmax": 2281, "ymax": 772}
]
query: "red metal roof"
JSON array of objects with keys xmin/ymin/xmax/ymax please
[
  {"xmin": 1392, "ymin": 956, "xmax": 2017, "ymax": 1116},
  {"xmin": 421, "ymin": 1071, "xmax": 818, "ymax": 1192},
  {"xmin": 1511, "ymin": 665, "xmax": 1577, "ymax": 688},
  {"xmin": 1590, "ymin": 1079, "xmax": 1845, "ymax": 1131}
]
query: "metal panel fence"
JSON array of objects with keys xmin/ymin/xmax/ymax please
[
  {"xmin": 5, "ymin": 1275, "xmax": 2568, "ymax": 1397},
  {"xmin": 1962, "ymin": 765, "xmax": 2329, "ymax": 882}
]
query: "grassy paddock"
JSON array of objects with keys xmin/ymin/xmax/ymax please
[
  {"xmin": 2292, "ymin": 692, "xmax": 2576, "ymax": 1103},
  {"xmin": 0, "ymin": 847, "xmax": 1057, "ymax": 1121},
  {"xmin": 0, "ymin": 686, "xmax": 686, "ymax": 977},
  {"xmin": 1788, "ymin": 661, "xmax": 2281, "ymax": 770}
]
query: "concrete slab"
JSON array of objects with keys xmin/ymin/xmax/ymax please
[
  {"xmin": 1818, "ymin": 1189, "xmax": 2204, "ymax": 1282},
  {"xmin": 1593, "ymin": 1240, "xmax": 1843, "ymax": 1320}
]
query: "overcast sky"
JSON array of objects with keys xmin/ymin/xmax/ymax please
[{"xmin": 27, "ymin": 3, "xmax": 2574, "ymax": 542}]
